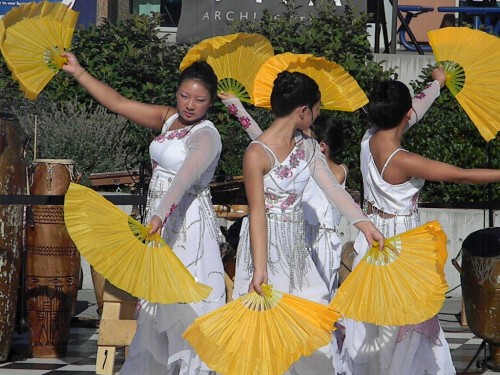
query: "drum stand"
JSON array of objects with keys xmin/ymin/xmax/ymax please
[{"xmin": 463, "ymin": 340, "xmax": 500, "ymax": 372}]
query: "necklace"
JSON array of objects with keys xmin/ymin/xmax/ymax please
[{"xmin": 175, "ymin": 114, "xmax": 206, "ymax": 129}]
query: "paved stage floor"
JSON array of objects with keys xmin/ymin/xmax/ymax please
[{"xmin": 0, "ymin": 290, "xmax": 498, "ymax": 374}]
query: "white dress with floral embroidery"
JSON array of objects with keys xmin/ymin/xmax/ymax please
[
  {"xmin": 233, "ymin": 133, "xmax": 368, "ymax": 375},
  {"xmin": 339, "ymin": 81, "xmax": 456, "ymax": 375},
  {"xmin": 223, "ymin": 97, "xmax": 349, "ymax": 300},
  {"xmin": 119, "ymin": 114, "xmax": 225, "ymax": 375}
]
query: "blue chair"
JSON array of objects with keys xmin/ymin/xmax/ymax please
[{"xmin": 398, "ymin": 5, "xmax": 435, "ymax": 53}]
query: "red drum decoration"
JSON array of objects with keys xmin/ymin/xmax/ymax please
[
  {"xmin": 0, "ymin": 114, "xmax": 26, "ymax": 362},
  {"xmin": 26, "ymin": 159, "xmax": 80, "ymax": 357}
]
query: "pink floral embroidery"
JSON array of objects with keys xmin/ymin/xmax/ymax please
[
  {"xmin": 275, "ymin": 165, "xmax": 293, "ymax": 179},
  {"xmin": 280, "ymin": 193, "xmax": 298, "ymax": 210},
  {"xmin": 227, "ymin": 104, "xmax": 238, "ymax": 116},
  {"xmin": 155, "ymin": 128, "xmax": 190, "ymax": 143},
  {"xmin": 414, "ymin": 83, "xmax": 431, "ymax": 100},
  {"xmin": 167, "ymin": 129, "xmax": 190, "ymax": 140},
  {"xmin": 163, "ymin": 203, "xmax": 178, "ymax": 224},
  {"xmin": 239, "ymin": 116, "xmax": 251, "ymax": 129},
  {"xmin": 274, "ymin": 142, "xmax": 305, "ymax": 179},
  {"xmin": 289, "ymin": 143, "xmax": 305, "ymax": 168},
  {"xmin": 411, "ymin": 192, "xmax": 420, "ymax": 210},
  {"xmin": 265, "ymin": 193, "xmax": 279, "ymax": 210}
]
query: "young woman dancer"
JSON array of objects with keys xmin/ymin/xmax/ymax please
[
  {"xmin": 341, "ymin": 67, "xmax": 500, "ymax": 375},
  {"xmin": 227, "ymin": 71, "xmax": 384, "ymax": 374},
  {"xmin": 220, "ymin": 94, "xmax": 349, "ymax": 299},
  {"xmin": 62, "ymin": 53, "xmax": 225, "ymax": 374}
]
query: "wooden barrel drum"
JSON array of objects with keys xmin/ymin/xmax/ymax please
[
  {"xmin": 26, "ymin": 159, "xmax": 81, "ymax": 357},
  {"xmin": 0, "ymin": 114, "xmax": 26, "ymax": 362},
  {"xmin": 461, "ymin": 227, "xmax": 500, "ymax": 370}
]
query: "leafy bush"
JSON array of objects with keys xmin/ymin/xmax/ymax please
[
  {"xmin": 406, "ymin": 68, "xmax": 500, "ymax": 202},
  {"xmin": 230, "ymin": 0, "xmax": 393, "ymax": 191},
  {"xmin": 0, "ymin": 2, "xmax": 497, "ymax": 202},
  {"xmin": 11, "ymin": 97, "xmax": 140, "ymax": 186}
]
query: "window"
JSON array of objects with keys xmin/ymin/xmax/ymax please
[{"xmin": 131, "ymin": 0, "xmax": 182, "ymax": 27}]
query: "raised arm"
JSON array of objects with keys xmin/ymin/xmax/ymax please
[
  {"xmin": 393, "ymin": 150, "xmax": 500, "ymax": 184},
  {"xmin": 219, "ymin": 93, "xmax": 263, "ymax": 140},
  {"xmin": 362, "ymin": 67, "xmax": 445, "ymax": 142},
  {"xmin": 406, "ymin": 67, "xmax": 446, "ymax": 131},
  {"xmin": 61, "ymin": 52, "xmax": 170, "ymax": 130},
  {"xmin": 149, "ymin": 126, "xmax": 222, "ymax": 232}
]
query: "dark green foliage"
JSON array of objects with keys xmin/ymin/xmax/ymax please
[
  {"xmin": 406, "ymin": 67, "xmax": 500, "ymax": 202},
  {"xmin": 0, "ymin": 5, "xmax": 497, "ymax": 201}
]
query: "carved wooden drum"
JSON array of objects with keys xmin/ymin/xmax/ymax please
[
  {"xmin": 461, "ymin": 227, "xmax": 500, "ymax": 369},
  {"xmin": 0, "ymin": 114, "xmax": 26, "ymax": 362},
  {"xmin": 26, "ymin": 159, "xmax": 80, "ymax": 357}
]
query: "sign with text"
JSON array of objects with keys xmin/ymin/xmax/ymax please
[
  {"xmin": 0, "ymin": 0, "xmax": 61, "ymax": 16},
  {"xmin": 176, "ymin": 0, "xmax": 366, "ymax": 43}
]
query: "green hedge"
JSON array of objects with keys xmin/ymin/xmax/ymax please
[{"xmin": 0, "ymin": 1, "xmax": 497, "ymax": 201}]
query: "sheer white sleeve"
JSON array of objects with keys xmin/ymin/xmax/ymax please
[
  {"xmin": 221, "ymin": 97, "xmax": 263, "ymax": 141},
  {"xmin": 152, "ymin": 126, "xmax": 221, "ymax": 222},
  {"xmin": 407, "ymin": 79, "xmax": 441, "ymax": 131},
  {"xmin": 307, "ymin": 139, "xmax": 368, "ymax": 225}
]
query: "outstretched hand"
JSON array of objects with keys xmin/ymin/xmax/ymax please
[
  {"xmin": 356, "ymin": 220, "xmax": 384, "ymax": 249},
  {"xmin": 432, "ymin": 66, "xmax": 446, "ymax": 89},
  {"xmin": 148, "ymin": 215, "xmax": 163, "ymax": 235},
  {"xmin": 60, "ymin": 52, "xmax": 82, "ymax": 76},
  {"xmin": 249, "ymin": 269, "xmax": 268, "ymax": 296},
  {"xmin": 218, "ymin": 91, "xmax": 237, "ymax": 101}
]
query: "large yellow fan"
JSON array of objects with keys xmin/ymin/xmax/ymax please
[
  {"xmin": 179, "ymin": 33, "xmax": 274, "ymax": 104},
  {"xmin": 64, "ymin": 183, "xmax": 212, "ymax": 304},
  {"xmin": 253, "ymin": 52, "xmax": 368, "ymax": 111},
  {"xmin": 183, "ymin": 284, "xmax": 340, "ymax": 375},
  {"xmin": 330, "ymin": 221, "xmax": 448, "ymax": 326},
  {"xmin": 0, "ymin": 1, "xmax": 78, "ymax": 100},
  {"xmin": 428, "ymin": 27, "xmax": 500, "ymax": 142}
]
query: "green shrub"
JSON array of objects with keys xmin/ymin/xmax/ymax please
[
  {"xmin": 11, "ymin": 97, "xmax": 140, "ymax": 186},
  {"xmin": 0, "ymin": 3, "xmax": 497, "ymax": 202}
]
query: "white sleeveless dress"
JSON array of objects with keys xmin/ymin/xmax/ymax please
[
  {"xmin": 233, "ymin": 133, "xmax": 369, "ymax": 375},
  {"xmin": 303, "ymin": 166, "xmax": 347, "ymax": 299},
  {"xmin": 222, "ymin": 96, "xmax": 349, "ymax": 299},
  {"xmin": 119, "ymin": 114, "xmax": 225, "ymax": 375}
]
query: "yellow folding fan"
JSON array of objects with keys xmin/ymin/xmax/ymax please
[
  {"xmin": 64, "ymin": 183, "xmax": 212, "ymax": 304},
  {"xmin": 253, "ymin": 52, "xmax": 368, "ymax": 111},
  {"xmin": 183, "ymin": 284, "xmax": 340, "ymax": 375},
  {"xmin": 330, "ymin": 220, "xmax": 448, "ymax": 326},
  {"xmin": 179, "ymin": 33, "xmax": 274, "ymax": 104},
  {"xmin": 428, "ymin": 27, "xmax": 500, "ymax": 141},
  {"xmin": 0, "ymin": 1, "xmax": 79, "ymax": 100}
]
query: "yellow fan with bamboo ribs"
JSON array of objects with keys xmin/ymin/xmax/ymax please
[
  {"xmin": 179, "ymin": 33, "xmax": 274, "ymax": 104},
  {"xmin": 330, "ymin": 221, "xmax": 448, "ymax": 326},
  {"xmin": 428, "ymin": 27, "xmax": 500, "ymax": 142},
  {"xmin": 0, "ymin": 1, "xmax": 78, "ymax": 100},
  {"xmin": 253, "ymin": 52, "xmax": 368, "ymax": 111},
  {"xmin": 183, "ymin": 284, "xmax": 340, "ymax": 375},
  {"xmin": 64, "ymin": 183, "xmax": 212, "ymax": 304}
]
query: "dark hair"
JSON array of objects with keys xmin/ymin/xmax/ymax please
[
  {"xmin": 367, "ymin": 80, "xmax": 412, "ymax": 130},
  {"xmin": 270, "ymin": 71, "xmax": 321, "ymax": 117},
  {"xmin": 312, "ymin": 115, "xmax": 346, "ymax": 162},
  {"xmin": 178, "ymin": 60, "xmax": 218, "ymax": 101}
]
